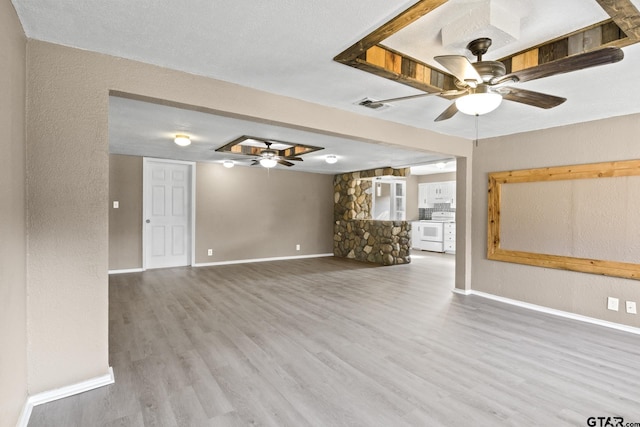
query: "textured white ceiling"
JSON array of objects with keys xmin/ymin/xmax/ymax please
[
  {"xmin": 12, "ymin": 0, "xmax": 640, "ymax": 170},
  {"xmin": 108, "ymin": 96, "xmax": 447, "ymax": 174}
]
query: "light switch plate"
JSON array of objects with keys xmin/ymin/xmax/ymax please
[
  {"xmin": 607, "ymin": 297, "xmax": 619, "ymax": 311},
  {"xmin": 113, "ymin": 201, "xmax": 119, "ymax": 209},
  {"xmin": 626, "ymin": 301, "xmax": 637, "ymax": 314}
]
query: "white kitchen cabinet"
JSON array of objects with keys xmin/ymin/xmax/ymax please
[
  {"xmin": 411, "ymin": 221, "xmax": 422, "ymax": 249},
  {"xmin": 450, "ymin": 184, "xmax": 457, "ymax": 208},
  {"xmin": 444, "ymin": 222, "xmax": 456, "ymax": 253},
  {"xmin": 424, "ymin": 181, "xmax": 456, "ymax": 207},
  {"xmin": 392, "ymin": 181, "xmax": 406, "ymax": 220},
  {"xmin": 438, "ymin": 181, "xmax": 455, "ymax": 204},
  {"xmin": 418, "ymin": 183, "xmax": 429, "ymax": 208},
  {"xmin": 428, "ymin": 183, "xmax": 438, "ymax": 205}
]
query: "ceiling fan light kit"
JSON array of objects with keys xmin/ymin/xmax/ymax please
[
  {"xmin": 174, "ymin": 134, "xmax": 191, "ymax": 147},
  {"xmin": 455, "ymin": 87, "xmax": 503, "ymax": 116},
  {"xmin": 325, "ymin": 155, "xmax": 338, "ymax": 164},
  {"xmin": 222, "ymin": 160, "xmax": 235, "ymax": 168},
  {"xmin": 259, "ymin": 157, "xmax": 278, "ymax": 168}
]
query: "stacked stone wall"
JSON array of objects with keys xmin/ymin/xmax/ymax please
[
  {"xmin": 334, "ymin": 220, "xmax": 411, "ymax": 265},
  {"xmin": 333, "ymin": 167, "xmax": 411, "ymax": 266}
]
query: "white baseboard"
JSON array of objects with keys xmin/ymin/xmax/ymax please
[
  {"xmin": 451, "ymin": 288, "xmax": 472, "ymax": 296},
  {"xmin": 108, "ymin": 268, "xmax": 144, "ymax": 275},
  {"xmin": 456, "ymin": 289, "xmax": 640, "ymax": 336},
  {"xmin": 16, "ymin": 400, "xmax": 31, "ymax": 427},
  {"xmin": 17, "ymin": 367, "xmax": 114, "ymax": 427},
  {"xmin": 193, "ymin": 253, "xmax": 334, "ymax": 267}
]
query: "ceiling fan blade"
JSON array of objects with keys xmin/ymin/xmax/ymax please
[
  {"xmin": 434, "ymin": 55, "xmax": 482, "ymax": 85},
  {"xmin": 250, "ymin": 160, "xmax": 260, "ymax": 166},
  {"xmin": 283, "ymin": 156, "xmax": 303, "ymax": 161},
  {"xmin": 277, "ymin": 159, "xmax": 295, "ymax": 167},
  {"xmin": 496, "ymin": 47, "xmax": 623, "ymax": 84},
  {"xmin": 500, "ymin": 87, "xmax": 566, "ymax": 109},
  {"xmin": 434, "ymin": 102, "xmax": 459, "ymax": 122},
  {"xmin": 361, "ymin": 89, "xmax": 466, "ymax": 107}
]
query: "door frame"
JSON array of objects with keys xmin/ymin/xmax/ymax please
[{"xmin": 142, "ymin": 157, "xmax": 196, "ymax": 270}]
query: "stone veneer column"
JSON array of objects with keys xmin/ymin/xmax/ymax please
[{"xmin": 333, "ymin": 168, "xmax": 411, "ymax": 266}]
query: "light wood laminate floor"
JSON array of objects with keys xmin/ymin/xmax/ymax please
[{"xmin": 29, "ymin": 253, "xmax": 640, "ymax": 426}]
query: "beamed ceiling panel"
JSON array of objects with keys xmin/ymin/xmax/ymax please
[{"xmin": 334, "ymin": 0, "xmax": 640, "ymax": 94}]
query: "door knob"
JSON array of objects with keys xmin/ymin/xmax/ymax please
[{"xmin": 145, "ymin": 219, "xmax": 150, "ymax": 223}]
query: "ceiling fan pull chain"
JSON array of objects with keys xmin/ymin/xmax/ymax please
[{"xmin": 475, "ymin": 114, "xmax": 479, "ymax": 147}]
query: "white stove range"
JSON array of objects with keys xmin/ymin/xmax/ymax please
[
  {"xmin": 414, "ymin": 211, "xmax": 455, "ymax": 252},
  {"xmin": 425, "ymin": 211, "xmax": 456, "ymax": 223}
]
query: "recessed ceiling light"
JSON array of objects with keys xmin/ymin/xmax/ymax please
[
  {"xmin": 174, "ymin": 134, "xmax": 191, "ymax": 147},
  {"xmin": 223, "ymin": 160, "xmax": 235, "ymax": 168},
  {"xmin": 325, "ymin": 155, "xmax": 338, "ymax": 164}
]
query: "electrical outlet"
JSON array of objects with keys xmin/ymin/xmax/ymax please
[
  {"xmin": 626, "ymin": 301, "xmax": 637, "ymax": 314},
  {"xmin": 113, "ymin": 201, "xmax": 119, "ymax": 209},
  {"xmin": 207, "ymin": 249, "xmax": 213, "ymax": 256},
  {"xmin": 607, "ymin": 297, "xmax": 619, "ymax": 311},
  {"xmin": 296, "ymin": 244, "xmax": 300, "ymax": 251}
]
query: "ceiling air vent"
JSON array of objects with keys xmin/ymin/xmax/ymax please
[{"xmin": 356, "ymin": 98, "xmax": 389, "ymax": 111}]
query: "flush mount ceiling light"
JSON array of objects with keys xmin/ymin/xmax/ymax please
[
  {"xmin": 435, "ymin": 162, "xmax": 447, "ymax": 169},
  {"xmin": 259, "ymin": 157, "xmax": 278, "ymax": 168},
  {"xmin": 325, "ymin": 155, "xmax": 338, "ymax": 164},
  {"xmin": 222, "ymin": 160, "xmax": 235, "ymax": 168},
  {"xmin": 174, "ymin": 134, "xmax": 191, "ymax": 147},
  {"xmin": 454, "ymin": 85, "xmax": 502, "ymax": 116}
]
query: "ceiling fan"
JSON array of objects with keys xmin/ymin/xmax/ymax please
[
  {"xmin": 362, "ymin": 38, "xmax": 624, "ymax": 121},
  {"xmin": 215, "ymin": 136, "xmax": 324, "ymax": 168},
  {"xmin": 247, "ymin": 141, "xmax": 304, "ymax": 168},
  {"xmin": 218, "ymin": 141, "xmax": 304, "ymax": 168}
]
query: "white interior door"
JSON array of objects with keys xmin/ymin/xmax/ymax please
[{"xmin": 144, "ymin": 159, "xmax": 193, "ymax": 269}]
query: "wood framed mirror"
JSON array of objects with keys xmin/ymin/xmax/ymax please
[{"xmin": 487, "ymin": 159, "xmax": 640, "ymax": 280}]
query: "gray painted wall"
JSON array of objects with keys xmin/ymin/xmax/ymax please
[
  {"xmin": 195, "ymin": 162, "xmax": 333, "ymax": 263},
  {"xmin": 406, "ymin": 175, "xmax": 419, "ymax": 221},
  {"xmin": 109, "ymin": 155, "xmax": 143, "ymax": 270},
  {"xmin": 472, "ymin": 114, "xmax": 640, "ymax": 327},
  {"xmin": 0, "ymin": 2, "xmax": 27, "ymax": 426},
  {"xmin": 499, "ymin": 177, "xmax": 640, "ymax": 263},
  {"xmin": 108, "ymin": 155, "xmax": 333, "ymax": 270},
  {"xmin": 417, "ymin": 171, "xmax": 456, "ymax": 184}
]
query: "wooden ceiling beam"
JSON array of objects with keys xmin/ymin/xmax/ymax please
[
  {"xmin": 595, "ymin": 0, "xmax": 640, "ymax": 40},
  {"xmin": 334, "ymin": 0, "xmax": 448, "ymax": 64},
  {"xmin": 334, "ymin": 0, "xmax": 640, "ymax": 94}
]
